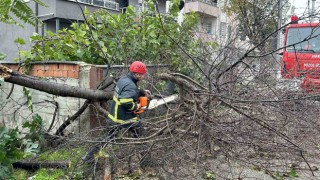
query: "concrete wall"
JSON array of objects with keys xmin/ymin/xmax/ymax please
[
  {"xmin": 184, "ymin": 1, "xmax": 219, "ymax": 17},
  {"xmin": 0, "ymin": 62, "xmax": 169, "ymax": 136},
  {"xmin": 0, "ymin": 22, "xmax": 35, "ymax": 62},
  {"xmin": 0, "ymin": 62, "xmax": 91, "ymax": 135}
]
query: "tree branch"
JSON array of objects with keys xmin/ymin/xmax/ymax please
[{"xmin": 0, "ymin": 65, "xmax": 113, "ymax": 100}]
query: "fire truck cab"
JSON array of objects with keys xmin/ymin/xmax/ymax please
[{"xmin": 281, "ymin": 15, "xmax": 320, "ymax": 92}]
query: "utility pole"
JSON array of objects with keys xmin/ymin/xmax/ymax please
[
  {"xmin": 277, "ymin": 0, "xmax": 283, "ymax": 51},
  {"xmin": 311, "ymin": 0, "xmax": 316, "ymax": 22},
  {"xmin": 275, "ymin": 0, "xmax": 283, "ymax": 78}
]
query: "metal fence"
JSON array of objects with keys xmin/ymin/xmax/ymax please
[{"xmin": 77, "ymin": 0, "xmax": 119, "ymax": 10}]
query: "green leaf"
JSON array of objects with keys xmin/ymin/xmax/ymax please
[
  {"xmin": 23, "ymin": 139, "xmax": 39, "ymax": 157},
  {"xmin": 76, "ymin": 49, "xmax": 84, "ymax": 58},
  {"xmin": 0, "ymin": 126, "xmax": 9, "ymax": 138},
  {"xmin": 23, "ymin": 1, "xmax": 200, "ymax": 75},
  {"xmin": 23, "ymin": 87, "xmax": 33, "ymax": 112},
  {"xmin": 126, "ymin": 5, "xmax": 135, "ymax": 15},
  {"xmin": 1, "ymin": 0, "xmax": 43, "ymax": 26},
  {"xmin": 0, "ymin": 126, "xmax": 22, "ymax": 179},
  {"xmin": 66, "ymin": 43, "xmax": 74, "ymax": 49},
  {"xmin": 0, "ymin": 52, "xmax": 6, "ymax": 60},
  {"xmin": 204, "ymin": 171, "xmax": 216, "ymax": 180},
  {"xmin": 0, "ymin": 165, "xmax": 13, "ymax": 180},
  {"xmin": 147, "ymin": 0, "xmax": 155, "ymax": 11},
  {"xmin": 287, "ymin": 170, "xmax": 299, "ymax": 178},
  {"xmin": 14, "ymin": 37, "xmax": 26, "ymax": 45},
  {"xmin": 23, "ymin": 114, "xmax": 43, "ymax": 133}
]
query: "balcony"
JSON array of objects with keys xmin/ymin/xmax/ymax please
[
  {"xmin": 184, "ymin": 0, "xmax": 219, "ymax": 17},
  {"xmin": 76, "ymin": 0, "xmax": 119, "ymax": 10},
  {"xmin": 193, "ymin": 32, "xmax": 214, "ymax": 42}
]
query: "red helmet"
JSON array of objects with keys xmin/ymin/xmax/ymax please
[{"xmin": 129, "ymin": 61, "xmax": 147, "ymax": 74}]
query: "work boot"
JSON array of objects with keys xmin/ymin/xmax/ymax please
[
  {"xmin": 82, "ymin": 146, "xmax": 100, "ymax": 163},
  {"xmin": 82, "ymin": 154, "xmax": 95, "ymax": 164}
]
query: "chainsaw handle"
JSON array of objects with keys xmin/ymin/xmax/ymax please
[
  {"xmin": 139, "ymin": 96, "xmax": 148, "ymax": 106},
  {"xmin": 133, "ymin": 96, "xmax": 148, "ymax": 114},
  {"xmin": 134, "ymin": 109, "xmax": 145, "ymax": 114}
]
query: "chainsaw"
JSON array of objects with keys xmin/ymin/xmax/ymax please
[{"xmin": 134, "ymin": 94, "xmax": 179, "ymax": 114}]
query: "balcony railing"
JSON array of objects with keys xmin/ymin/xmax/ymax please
[
  {"xmin": 76, "ymin": 0, "xmax": 119, "ymax": 10},
  {"xmin": 187, "ymin": 0, "xmax": 217, "ymax": 7}
]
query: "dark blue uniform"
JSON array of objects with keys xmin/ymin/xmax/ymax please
[
  {"xmin": 83, "ymin": 72, "xmax": 146, "ymax": 162},
  {"xmin": 108, "ymin": 72, "xmax": 145, "ymax": 125}
]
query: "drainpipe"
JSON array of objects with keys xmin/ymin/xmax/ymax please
[
  {"xmin": 277, "ymin": 0, "xmax": 282, "ymax": 51},
  {"xmin": 56, "ymin": 18, "xmax": 60, "ymax": 33},
  {"xmin": 35, "ymin": 2, "xmax": 39, "ymax": 33}
]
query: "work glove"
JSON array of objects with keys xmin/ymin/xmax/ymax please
[
  {"xmin": 136, "ymin": 103, "xmax": 147, "ymax": 110},
  {"xmin": 144, "ymin": 90, "xmax": 152, "ymax": 99}
]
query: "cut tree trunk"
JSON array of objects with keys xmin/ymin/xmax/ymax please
[
  {"xmin": 12, "ymin": 161, "xmax": 71, "ymax": 170},
  {"xmin": 0, "ymin": 64, "xmax": 113, "ymax": 100}
]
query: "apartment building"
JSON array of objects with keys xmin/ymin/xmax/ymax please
[
  {"xmin": 0, "ymin": 0, "xmax": 234, "ymax": 62},
  {"xmin": 184, "ymin": 0, "xmax": 235, "ymax": 42},
  {"xmin": 0, "ymin": 0, "xmax": 167, "ymax": 62}
]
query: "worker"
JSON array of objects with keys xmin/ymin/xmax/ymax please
[{"xmin": 82, "ymin": 61, "xmax": 151, "ymax": 163}]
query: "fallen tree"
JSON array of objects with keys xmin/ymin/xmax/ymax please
[
  {"xmin": 12, "ymin": 161, "xmax": 71, "ymax": 170},
  {"xmin": 0, "ymin": 64, "xmax": 113, "ymax": 100},
  {"xmin": 2, "ymin": 63, "xmax": 320, "ymax": 179}
]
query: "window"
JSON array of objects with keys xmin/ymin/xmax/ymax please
[
  {"xmin": 228, "ymin": 25, "xmax": 231, "ymax": 38},
  {"xmin": 79, "ymin": 0, "xmax": 91, "ymax": 3},
  {"xmin": 220, "ymin": 22, "xmax": 226, "ymax": 37},
  {"xmin": 286, "ymin": 27, "xmax": 320, "ymax": 53},
  {"xmin": 205, "ymin": 23, "xmax": 212, "ymax": 34},
  {"xmin": 93, "ymin": 0, "xmax": 104, "ymax": 6},
  {"xmin": 201, "ymin": 0, "xmax": 217, "ymax": 6},
  {"xmin": 76, "ymin": 0, "xmax": 119, "ymax": 10}
]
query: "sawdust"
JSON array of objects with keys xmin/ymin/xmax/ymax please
[{"xmin": 0, "ymin": 65, "xmax": 12, "ymax": 79}]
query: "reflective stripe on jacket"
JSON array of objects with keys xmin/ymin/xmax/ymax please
[{"xmin": 108, "ymin": 72, "xmax": 144, "ymax": 124}]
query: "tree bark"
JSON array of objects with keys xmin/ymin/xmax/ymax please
[
  {"xmin": 0, "ymin": 64, "xmax": 113, "ymax": 100},
  {"xmin": 12, "ymin": 161, "xmax": 71, "ymax": 170}
]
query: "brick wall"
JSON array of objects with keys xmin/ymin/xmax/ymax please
[{"xmin": 6, "ymin": 63, "xmax": 81, "ymax": 79}]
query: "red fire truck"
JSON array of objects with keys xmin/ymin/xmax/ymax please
[{"xmin": 281, "ymin": 15, "xmax": 320, "ymax": 92}]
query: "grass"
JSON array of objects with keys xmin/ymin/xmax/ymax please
[
  {"xmin": 30, "ymin": 169, "xmax": 66, "ymax": 180},
  {"xmin": 13, "ymin": 147, "xmax": 86, "ymax": 180},
  {"xmin": 37, "ymin": 147, "xmax": 85, "ymax": 164},
  {"xmin": 12, "ymin": 169, "xmax": 30, "ymax": 180}
]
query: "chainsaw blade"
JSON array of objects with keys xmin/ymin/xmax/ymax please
[{"xmin": 147, "ymin": 94, "xmax": 179, "ymax": 109}]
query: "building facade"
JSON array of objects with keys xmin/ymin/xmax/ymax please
[
  {"xmin": 0, "ymin": 0, "xmax": 234, "ymax": 62},
  {"xmin": 0, "ymin": 0, "xmax": 167, "ymax": 62},
  {"xmin": 184, "ymin": 0, "xmax": 235, "ymax": 42}
]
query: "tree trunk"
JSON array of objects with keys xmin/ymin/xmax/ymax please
[
  {"xmin": 0, "ymin": 64, "xmax": 113, "ymax": 100},
  {"xmin": 12, "ymin": 161, "xmax": 71, "ymax": 170}
]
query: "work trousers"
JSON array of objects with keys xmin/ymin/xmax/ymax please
[{"xmin": 83, "ymin": 121, "xmax": 145, "ymax": 162}]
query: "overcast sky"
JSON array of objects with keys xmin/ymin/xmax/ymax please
[{"xmin": 289, "ymin": 0, "xmax": 320, "ymax": 16}]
